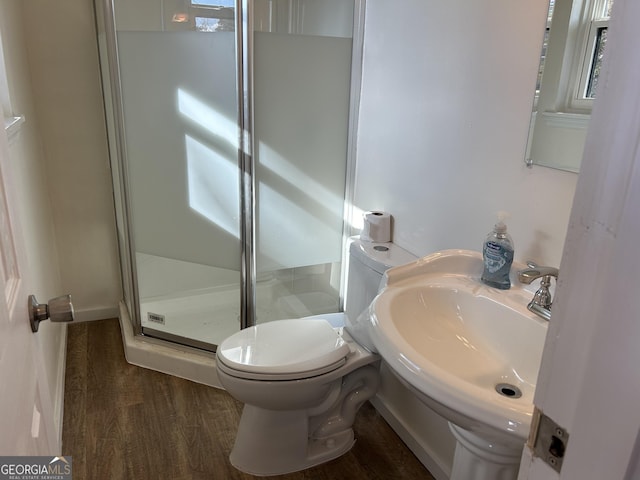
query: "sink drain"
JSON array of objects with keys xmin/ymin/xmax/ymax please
[{"xmin": 495, "ymin": 383, "xmax": 522, "ymax": 399}]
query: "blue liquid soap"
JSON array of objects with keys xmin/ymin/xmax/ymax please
[{"xmin": 481, "ymin": 219, "xmax": 514, "ymax": 289}]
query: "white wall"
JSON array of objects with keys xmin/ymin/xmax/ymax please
[
  {"xmin": 0, "ymin": 0, "xmax": 67, "ymax": 450},
  {"xmin": 355, "ymin": 0, "xmax": 577, "ymax": 268},
  {"xmin": 21, "ymin": 0, "xmax": 122, "ymax": 320}
]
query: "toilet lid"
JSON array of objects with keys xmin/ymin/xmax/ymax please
[{"xmin": 217, "ymin": 318, "xmax": 351, "ymax": 379}]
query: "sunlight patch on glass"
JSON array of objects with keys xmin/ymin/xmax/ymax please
[
  {"xmin": 186, "ymin": 135, "xmax": 240, "ymax": 237},
  {"xmin": 178, "ymin": 89, "xmax": 238, "ymax": 150},
  {"xmin": 258, "ymin": 141, "xmax": 343, "ymax": 211},
  {"xmin": 258, "ymin": 183, "xmax": 333, "ymax": 266},
  {"xmin": 259, "ymin": 183, "xmax": 326, "ymax": 237}
]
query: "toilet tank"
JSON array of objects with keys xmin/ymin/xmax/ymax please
[{"xmin": 344, "ymin": 237, "xmax": 416, "ymax": 351}]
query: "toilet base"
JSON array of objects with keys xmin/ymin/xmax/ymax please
[{"xmin": 230, "ymin": 405, "xmax": 355, "ymax": 476}]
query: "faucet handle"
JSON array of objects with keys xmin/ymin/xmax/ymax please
[{"xmin": 517, "ymin": 264, "xmax": 559, "ymax": 284}]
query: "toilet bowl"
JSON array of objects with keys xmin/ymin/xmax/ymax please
[
  {"xmin": 217, "ymin": 319, "xmax": 379, "ymax": 475},
  {"xmin": 216, "ymin": 237, "xmax": 416, "ymax": 476}
]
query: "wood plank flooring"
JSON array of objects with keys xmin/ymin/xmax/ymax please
[{"xmin": 62, "ymin": 319, "xmax": 436, "ymax": 480}]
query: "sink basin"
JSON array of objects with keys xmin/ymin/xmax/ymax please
[{"xmin": 369, "ymin": 249, "xmax": 548, "ymax": 446}]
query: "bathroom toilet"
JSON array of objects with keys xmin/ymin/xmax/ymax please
[{"xmin": 216, "ymin": 237, "xmax": 416, "ymax": 476}]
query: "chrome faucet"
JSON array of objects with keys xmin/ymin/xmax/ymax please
[{"xmin": 517, "ymin": 262, "xmax": 559, "ymax": 321}]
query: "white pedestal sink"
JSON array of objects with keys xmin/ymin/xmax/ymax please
[{"xmin": 368, "ymin": 250, "xmax": 548, "ymax": 480}]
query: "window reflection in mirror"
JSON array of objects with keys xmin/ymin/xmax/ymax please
[{"xmin": 526, "ymin": 0, "xmax": 613, "ymax": 173}]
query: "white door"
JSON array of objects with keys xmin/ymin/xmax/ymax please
[
  {"xmin": 518, "ymin": 0, "xmax": 640, "ymax": 477},
  {"xmin": 0, "ymin": 106, "xmax": 57, "ymax": 455}
]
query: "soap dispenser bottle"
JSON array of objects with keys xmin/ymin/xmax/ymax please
[{"xmin": 481, "ymin": 213, "xmax": 514, "ymax": 289}]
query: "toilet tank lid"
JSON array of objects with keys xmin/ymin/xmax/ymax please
[
  {"xmin": 217, "ymin": 319, "xmax": 351, "ymax": 376},
  {"xmin": 350, "ymin": 237, "xmax": 417, "ymax": 274}
]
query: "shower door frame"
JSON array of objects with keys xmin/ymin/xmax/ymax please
[
  {"xmin": 97, "ymin": 0, "xmax": 366, "ymax": 351},
  {"xmin": 236, "ymin": 0, "xmax": 255, "ymax": 331}
]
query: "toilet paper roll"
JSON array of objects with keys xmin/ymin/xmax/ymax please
[{"xmin": 361, "ymin": 211, "xmax": 392, "ymax": 243}]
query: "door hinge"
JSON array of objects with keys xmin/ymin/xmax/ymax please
[{"xmin": 529, "ymin": 407, "xmax": 569, "ymax": 474}]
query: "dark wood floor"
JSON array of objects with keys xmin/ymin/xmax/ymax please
[{"xmin": 62, "ymin": 319, "xmax": 435, "ymax": 480}]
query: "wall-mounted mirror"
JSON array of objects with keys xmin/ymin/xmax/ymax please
[{"xmin": 526, "ymin": 0, "xmax": 613, "ymax": 173}]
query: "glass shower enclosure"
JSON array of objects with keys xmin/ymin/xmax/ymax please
[{"xmin": 96, "ymin": 0, "xmax": 358, "ymax": 351}]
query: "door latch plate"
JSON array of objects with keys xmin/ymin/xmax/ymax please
[{"xmin": 531, "ymin": 407, "xmax": 569, "ymax": 473}]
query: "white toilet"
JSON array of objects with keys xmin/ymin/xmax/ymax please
[{"xmin": 216, "ymin": 237, "xmax": 416, "ymax": 476}]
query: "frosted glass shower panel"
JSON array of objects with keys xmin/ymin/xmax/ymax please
[
  {"xmin": 106, "ymin": 0, "xmax": 355, "ymax": 343},
  {"xmin": 254, "ymin": 33, "xmax": 352, "ymax": 271},
  {"xmin": 117, "ymin": 31, "xmax": 240, "ymax": 271},
  {"xmin": 253, "ymin": 1, "xmax": 355, "ymax": 322},
  {"xmin": 113, "ymin": 0, "xmax": 242, "ymax": 348}
]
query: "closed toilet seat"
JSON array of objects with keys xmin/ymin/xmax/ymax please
[{"xmin": 217, "ymin": 318, "xmax": 352, "ymax": 381}]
